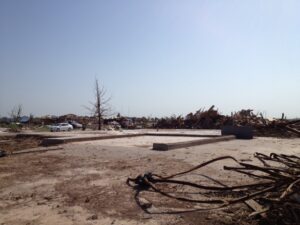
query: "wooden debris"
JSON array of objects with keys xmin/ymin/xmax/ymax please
[
  {"xmin": 245, "ymin": 199, "xmax": 267, "ymax": 218},
  {"xmin": 156, "ymin": 106, "xmax": 300, "ymax": 138}
]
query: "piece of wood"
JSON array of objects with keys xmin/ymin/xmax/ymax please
[
  {"xmin": 245, "ymin": 199, "xmax": 267, "ymax": 218},
  {"xmin": 286, "ymin": 125, "xmax": 300, "ymax": 136}
]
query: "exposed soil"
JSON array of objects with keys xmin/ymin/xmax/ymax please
[
  {"xmin": 0, "ymin": 135, "xmax": 43, "ymax": 153},
  {"xmin": 0, "ymin": 133, "xmax": 299, "ymax": 225}
]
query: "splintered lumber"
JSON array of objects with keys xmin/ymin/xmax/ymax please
[
  {"xmin": 245, "ymin": 199, "xmax": 267, "ymax": 218},
  {"xmin": 286, "ymin": 125, "xmax": 300, "ymax": 136}
]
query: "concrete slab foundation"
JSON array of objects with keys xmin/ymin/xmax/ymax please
[
  {"xmin": 152, "ymin": 135, "xmax": 236, "ymax": 151},
  {"xmin": 41, "ymin": 133, "xmax": 144, "ymax": 146},
  {"xmin": 145, "ymin": 133, "xmax": 220, "ymax": 138}
]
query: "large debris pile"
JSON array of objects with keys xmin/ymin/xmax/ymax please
[
  {"xmin": 127, "ymin": 153, "xmax": 300, "ymax": 224},
  {"xmin": 156, "ymin": 106, "xmax": 300, "ymax": 138},
  {"xmin": 185, "ymin": 105, "xmax": 225, "ymax": 129},
  {"xmin": 228, "ymin": 110, "xmax": 300, "ymax": 137}
]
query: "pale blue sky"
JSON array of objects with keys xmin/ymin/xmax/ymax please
[{"xmin": 0, "ymin": 0, "xmax": 299, "ymax": 118}]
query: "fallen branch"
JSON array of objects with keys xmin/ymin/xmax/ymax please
[{"xmin": 127, "ymin": 152, "xmax": 300, "ymax": 224}]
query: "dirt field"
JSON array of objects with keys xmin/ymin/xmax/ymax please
[{"xmin": 0, "ymin": 132, "xmax": 299, "ymax": 225}]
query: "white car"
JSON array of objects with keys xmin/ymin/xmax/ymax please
[
  {"xmin": 49, "ymin": 123, "xmax": 73, "ymax": 132},
  {"xmin": 68, "ymin": 120, "xmax": 83, "ymax": 128}
]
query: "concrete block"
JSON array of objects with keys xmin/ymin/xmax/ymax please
[{"xmin": 221, "ymin": 126, "xmax": 253, "ymax": 139}]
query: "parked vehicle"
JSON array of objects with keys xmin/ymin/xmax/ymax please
[
  {"xmin": 49, "ymin": 123, "xmax": 73, "ymax": 132},
  {"xmin": 68, "ymin": 120, "xmax": 83, "ymax": 129},
  {"xmin": 108, "ymin": 121, "xmax": 121, "ymax": 130}
]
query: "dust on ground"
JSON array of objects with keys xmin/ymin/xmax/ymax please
[{"xmin": 0, "ymin": 134, "xmax": 299, "ymax": 225}]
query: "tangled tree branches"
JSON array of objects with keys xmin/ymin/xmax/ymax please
[
  {"xmin": 155, "ymin": 106, "xmax": 300, "ymax": 137},
  {"xmin": 127, "ymin": 153, "xmax": 300, "ymax": 224}
]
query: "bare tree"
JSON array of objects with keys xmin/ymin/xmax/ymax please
[
  {"xmin": 10, "ymin": 104, "xmax": 22, "ymax": 122},
  {"xmin": 86, "ymin": 79, "xmax": 111, "ymax": 130}
]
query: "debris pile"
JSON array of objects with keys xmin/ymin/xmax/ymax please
[
  {"xmin": 127, "ymin": 153, "xmax": 300, "ymax": 224},
  {"xmin": 185, "ymin": 105, "xmax": 224, "ymax": 129},
  {"xmin": 228, "ymin": 110, "xmax": 300, "ymax": 137},
  {"xmin": 156, "ymin": 106, "xmax": 300, "ymax": 137}
]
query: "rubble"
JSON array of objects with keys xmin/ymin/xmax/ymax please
[
  {"xmin": 227, "ymin": 110, "xmax": 300, "ymax": 138},
  {"xmin": 156, "ymin": 106, "xmax": 300, "ymax": 138}
]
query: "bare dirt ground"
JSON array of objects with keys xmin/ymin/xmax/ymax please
[
  {"xmin": 0, "ymin": 136, "xmax": 43, "ymax": 153},
  {"xmin": 0, "ymin": 132, "xmax": 299, "ymax": 225}
]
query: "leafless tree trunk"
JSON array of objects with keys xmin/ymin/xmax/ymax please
[
  {"xmin": 10, "ymin": 104, "xmax": 22, "ymax": 122},
  {"xmin": 87, "ymin": 79, "xmax": 111, "ymax": 130}
]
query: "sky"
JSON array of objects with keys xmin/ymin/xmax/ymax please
[{"xmin": 0, "ymin": 0, "xmax": 300, "ymax": 118}]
